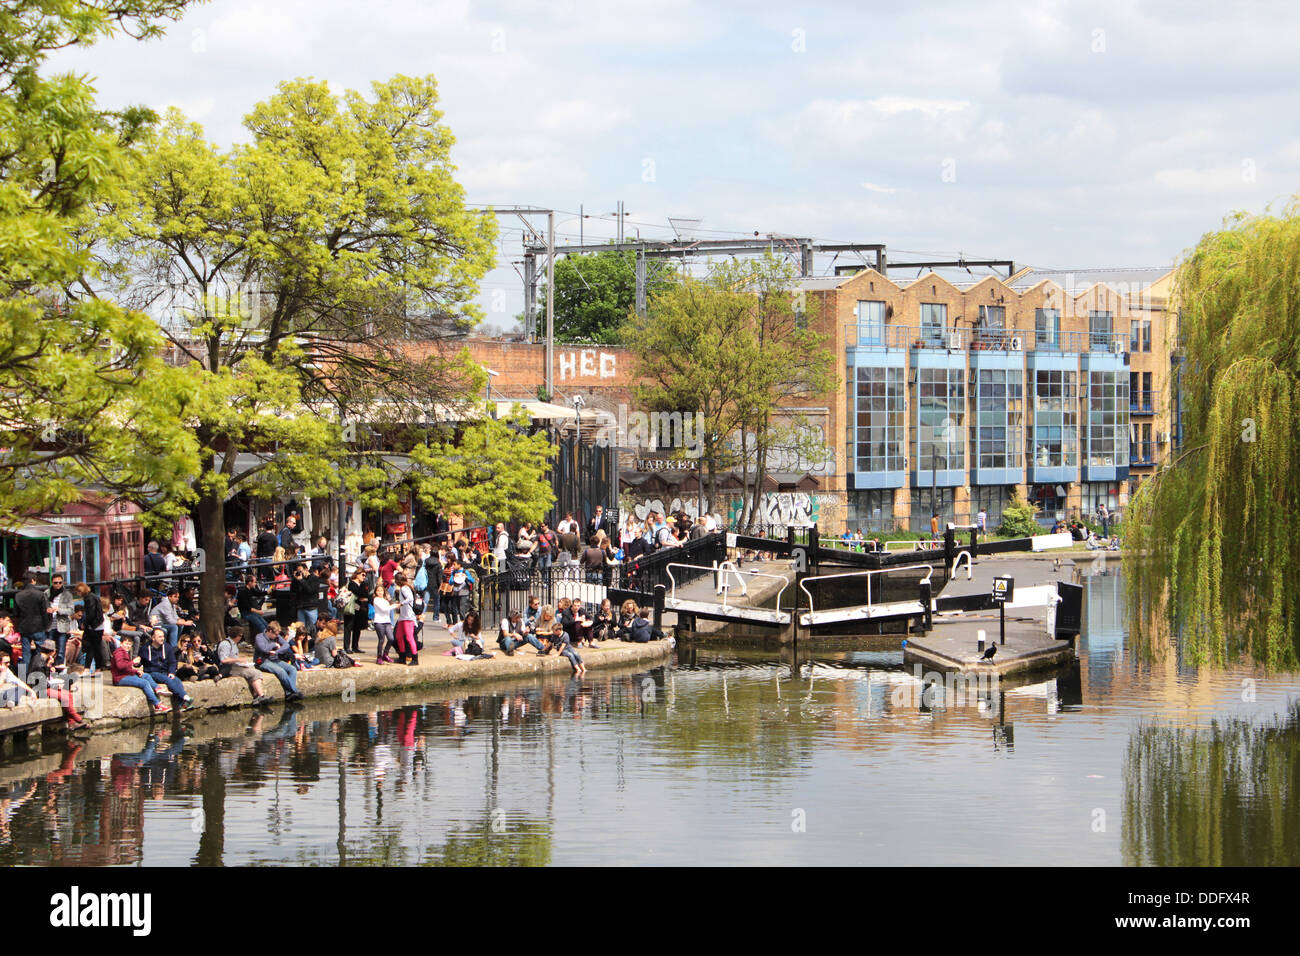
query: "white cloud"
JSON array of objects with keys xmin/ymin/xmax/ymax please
[
  {"xmin": 870, "ymin": 96, "xmax": 971, "ymax": 117},
  {"xmin": 40, "ymin": 0, "xmax": 1300, "ymax": 316}
]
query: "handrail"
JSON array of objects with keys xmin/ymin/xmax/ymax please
[
  {"xmin": 798, "ymin": 563, "xmax": 935, "ymax": 618},
  {"xmin": 713, "ymin": 560, "xmax": 748, "ymax": 598},
  {"xmin": 952, "ymin": 549, "xmax": 973, "ymax": 581},
  {"xmin": 665, "ymin": 562, "xmax": 789, "ymax": 613}
]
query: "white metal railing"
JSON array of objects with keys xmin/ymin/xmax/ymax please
[
  {"xmin": 952, "ymin": 549, "xmax": 973, "ymax": 580},
  {"xmin": 798, "ymin": 563, "xmax": 935, "ymax": 618},
  {"xmin": 713, "ymin": 560, "xmax": 748, "ymax": 599},
  {"xmin": 666, "ymin": 562, "xmax": 790, "ymax": 613}
]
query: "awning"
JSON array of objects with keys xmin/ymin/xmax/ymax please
[
  {"xmin": 498, "ymin": 400, "xmax": 577, "ymax": 421},
  {"xmin": 2, "ymin": 521, "xmax": 89, "ymax": 539}
]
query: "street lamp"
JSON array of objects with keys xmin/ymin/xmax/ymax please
[
  {"xmin": 484, "ymin": 367, "xmax": 499, "ymax": 416},
  {"xmin": 572, "ymin": 394, "xmax": 585, "ymax": 523}
]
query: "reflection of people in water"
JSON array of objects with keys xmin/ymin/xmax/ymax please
[{"xmin": 0, "ymin": 781, "xmax": 38, "ymax": 846}]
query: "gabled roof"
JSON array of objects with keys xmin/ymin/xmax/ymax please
[{"xmin": 898, "ymin": 271, "xmax": 967, "ymax": 295}]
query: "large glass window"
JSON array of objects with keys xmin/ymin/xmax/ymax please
[
  {"xmin": 1081, "ymin": 481, "xmax": 1121, "ymax": 518},
  {"xmin": 916, "ymin": 366, "xmax": 965, "ymax": 470},
  {"xmin": 847, "ymin": 489, "xmax": 895, "ymax": 532},
  {"xmin": 1035, "ymin": 308, "xmax": 1061, "ymax": 348},
  {"xmin": 971, "ymin": 368, "xmax": 1024, "ymax": 470},
  {"xmin": 1087, "ymin": 369, "xmax": 1129, "ymax": 467},
  {"xmin": 856, "ymin": 300, "xmax": 885, "ymax": 345},
  {"xmin": 1089, "ymin": 310, "xmax": 1114, "ymax": 351},
  {"xmin": 920, "ymin": 303, "xmax": 947, "ymax": 347},
  {"xmin": 972, "ymin": 485, "xmax": 1014, "ymax": 529},
  {"xmin": 1031, "ymin": 368, "xmax": 1079, "ymax": 468},
  {"xmin": 1031, "ymin": 483, "xmax": 1068, "ymax": 522},
  {"xmin": 854, "ymin": 366, "xmax": 905, "ymax": 472},
  {"xmin": 911, "ymin": 487, "xmax": 955, "ymax": 532}
]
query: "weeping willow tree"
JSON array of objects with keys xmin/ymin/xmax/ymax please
[{"xmin": 1126, "ymin": 201, "xmax": 1300, "ymax": 669}]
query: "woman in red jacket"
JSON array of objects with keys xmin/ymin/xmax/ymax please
[{"xmin": 110, "ymin": 635, "xmax": 170, "ymax": 714}]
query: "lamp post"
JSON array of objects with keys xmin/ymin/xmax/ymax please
[{"xmin": 572, "ymin": 394, "xmax": 585, "ymax": 524}]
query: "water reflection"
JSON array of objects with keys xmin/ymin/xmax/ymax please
[
  {"xmin": 1122, "ymin": 703, "xmax": 1300, "ymax": 866},
  {"xmin": 0, "ymin": 572, "xmax": 1295, "ymax": 866}
]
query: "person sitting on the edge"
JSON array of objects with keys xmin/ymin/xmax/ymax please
[
  {"xmin": 616, "ymin": 599, "xmax": 639, "ymax": 641},
  {"xmin": 629, "ymin": 607, "xmax": 664, "ymax": 644},
  {"xmin": 140, "ymin": 627, "xmax": 196, "ymax": 711},
  {"xmin": 0, "ymin": 647, "xmax": 36, "ymax": 708},
  {"xmin": 110, "ymin": 634, "xmax": 172, "ymax": 714},
  {"xmin": 176, "ymin": 633, "xmax": 220, "ymax": 682},
  {"xmin": 254, "ymin": 623, "xmax": 305, "ymax": 701},
  {"xmin": 216, "ymin": 627, "xmax": 271, "ymax": 705},
  {"xmin": 498, "ymin": 609, "xmax": 546, "ymax": 656},
  {"xmin": 552, "ymin": 616, "xmax": 585, "ymax": 677},
  {"xmin": 28, "ymin": 639, "xmax": 85, "ymax": 725}
]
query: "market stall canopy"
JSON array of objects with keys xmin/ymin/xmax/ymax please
[{"xmin": 2, "ymin": 520, "xmax": 83, "ymax": 539}]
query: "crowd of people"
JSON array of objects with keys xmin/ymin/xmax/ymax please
[{"xmin": 0, "ymin": 504, "xmax": 720, "ymax": 722}]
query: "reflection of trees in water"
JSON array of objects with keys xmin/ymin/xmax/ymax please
[
  {"xmin": 422, "ymin": 818, "xmax": 552, "ymax": 867},
  {"xmin": 638, "ymin": 668, "xmax": 825, "ymax": 778},
  {"xmin": 1122, "ymin": 701, "xmax": 1300, "ymax": 866},
  {"xmin": 0, "ymin": 665, "xmax": 838, "ymax": 864}
]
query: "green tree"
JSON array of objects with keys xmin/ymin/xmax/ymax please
[
  {"xmin": 711, "ymin": 254, "xmax": 834, "ymax": 532},
  {"xmin": 408, "ymin": 407, "xmax": 556, "ymax": 525},
  {"xmin": 0, "ymin": 1, "xmax": 202, "ymax": 528},
  {"xmin": 624, "ymin": 255, "xmax": 833, "ymax": 528},
  {"xmin": 996, "ymin": 489, "xmax": 1041, "ymax": 538},
  {"xmin": 99, "ymin": 75, "xmax": 508, "ymax": 639},
  {"xmin": 625, "ymin": 272, "xmax": 753, "ymax": 511},
  {"xmin": 1126, "ymin": 201, "xmax": 1300, "ymax": 669},
  {"xmin": 544, "ymin": 249, "xmax": 673, "ymax": 344}
]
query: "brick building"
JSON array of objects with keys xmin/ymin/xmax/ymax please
[{"xmin": 799, "ymin": 264, "xmax": 1178, "ymax": 532}]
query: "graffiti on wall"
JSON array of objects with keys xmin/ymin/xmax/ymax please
[
  {"xmin": 557, "ymin": 349, "xmax": 618, "ymax": 382},
  {"xmin": 728, "ymin": 492, "xmax": 822, "ymax": 529},
  {"xmin": 628, "ymin": 497, "xmax": 720, "ymax": 525}
]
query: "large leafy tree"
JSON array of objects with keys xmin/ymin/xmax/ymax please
[
  {"xmin": 624, "ymin": 255, "xmax": 833, "ymax": 529},
  {"xmin": 1125, "ymin": 201, "xmax": 1300, "ymax": 669},
  {"xmin": 0, "ymin": 1, "xmax": 202, "ymax": 529},
  {"xmin": 99, "ymin": 74, "xmax": 513, "ymax": 638},
  {"xmin": 624, "ymin": 272, "xmax": 752, "ymax": 511},
  {"xmin": 710, "ymin": 254, "xmax": 833, "ymax": 531},
  {"xmin": 544, "ymin": 249, "xmax": 674, "ymax": 344}
]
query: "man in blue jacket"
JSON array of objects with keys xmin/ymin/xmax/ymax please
[
  {"xmin": 254, "ymin": 625, "xmax": 304, "ymax": 701},
  {"xmin": 140, "ymin": 628, "xmax": 195, "ymax": 711}
]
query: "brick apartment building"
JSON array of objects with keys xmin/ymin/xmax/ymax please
[{"xmin": 798, "ymin": 264, "xmax": 1179, "ymax": 532}]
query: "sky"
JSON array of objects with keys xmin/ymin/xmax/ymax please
[{"xmin": 50, "ymin": 0, "xmax": 1300, "ymax": 326}]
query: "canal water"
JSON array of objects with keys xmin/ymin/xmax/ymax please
[{"xmin": 1, "ymin": 568, "xmax": 1296, "ymax": 866}]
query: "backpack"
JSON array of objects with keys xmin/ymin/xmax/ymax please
[
  {"xmin": 332, "ymin": 649, "xmax": 355, "ymax": 669},
  {"xmin": 413, "ymin": 564, "xmax": 428, "ymax": 593}
]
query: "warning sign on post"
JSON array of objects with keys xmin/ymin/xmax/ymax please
[{"xmin": 991, "ymin": 576, "xmax": 1014, "ymax": 603}]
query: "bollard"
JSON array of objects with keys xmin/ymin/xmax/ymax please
[
  {"xmin": 652, "ymin": 584, "xmax": 666, "ymax": 630},
  {"xmin": 977, "ymin": 628, "xmax": 986, "ymax": 653}
]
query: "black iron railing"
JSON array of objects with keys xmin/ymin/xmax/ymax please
[{"xmin": 622, "ymin": 532, "xmax": 727, "ymax": 597}]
